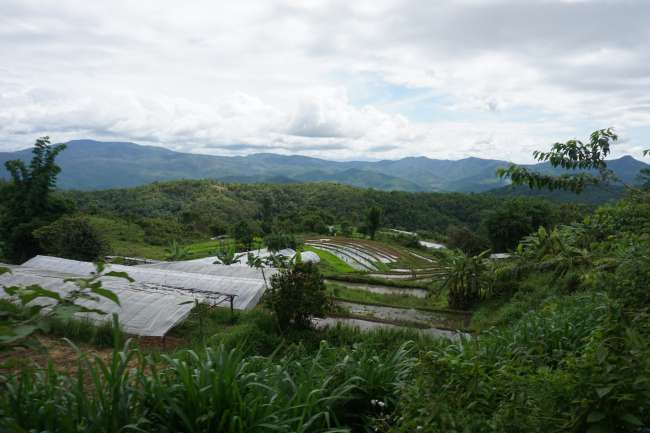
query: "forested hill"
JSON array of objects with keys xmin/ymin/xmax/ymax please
[
  {"xmin": 1, "ymin": 139, "xmax": 648, "ymax": 192},
  {"xmin": 64, "ymin": 180, "xmax": 586, "ymax": 238}
]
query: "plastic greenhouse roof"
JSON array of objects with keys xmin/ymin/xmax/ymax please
[
  {"xmin": 22, "ymin": 256, "xmax": 268, "ymax": 310},
  {"xmin": 0, "ymin": 265, "xmax": 195, "ymax": 337},
  {"xmin": 136, "ymin": 260, "xmax": 275, "ymax": 280}
]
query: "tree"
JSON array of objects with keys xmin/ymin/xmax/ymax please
[
  {"xmin": 440, "ymin": 249, "xmax": 491, "ymax": 310},
  {"xmin": 266, "ymin": 261, "xmax": 329, "ymax": 328},
  {"xmin": 366, "ymin": 206, "xmax": 382, "ymax": 240},
  {"xmin": 496, "ymin": 128, "xmax": 619, "ymax": 193},
  {"xmin": 0, "ymin": 137, "xmax": 69, "ymax": 263},
  {"xmin": 264, "ymin": 232, "xmax": 300, "ymax": 252},
  {"xmin": 33, "ymin": 215, "xmax": 110, "ymax": 261},
  {"xmin": 232, "ymin": 220, "xmax": 255, "ymax": 250},
  {"xmin": 482, "ymin": 198, "xmax": 553, "ymax": 252},
  {"xmin": 213, "ymin": 241, "xmax": 244, "ymax": 265},
  {"xmin": 445, "ymin": 225, "xmax": 490, "ymax": 256}
]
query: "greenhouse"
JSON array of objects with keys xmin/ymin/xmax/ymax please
[
  {"xmin": 22, "ymin": 256, "xmax": 269, "ymax": 310},
  {"xmin": 0, "ymin": 265, "xmax": 195, "ymax": 337}
]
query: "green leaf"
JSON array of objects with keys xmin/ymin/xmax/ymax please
[
  {"xmin": 19, "ymin": 285, "xmax": 62, "ymax": 305},
  {"xmin": 104, "ymin": 271, "xmax": 134, "ymax": 283},
  {"xmin": 0, "ymin": 324, "xmax": 39, "ymax": 345},
  {"xmin": 90, "ymin": 286, "xmax": 120, "ymax": 305},
  {"xmin": 596, "ymin": 385, "xmax": 613, "ymax": 398},
  {"xmin": 0, "ymin": 267, "xmax": 11, "ymax": 276},
  {"xmin": 95, "ymin": 261, "xmax": 106, "ymax": 274},
  {"xmin": 587, "ymin": 411, "xmax": 606, "ymax": 423},
  {"xmin": 620, "ymin": 413, "xmax": 642, "ymax": 426}
]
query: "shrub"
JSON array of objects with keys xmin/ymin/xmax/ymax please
[
  {"xmin": 266, "ymin": 261, "xmax": 329, "ymax": 328},
  {"xmin": 440, "ymin": 250, "xmax": 491, "ymax": 310},
  {"xmin": 33, "ymin": 215, "xmax": 110, "ymax": 261}
]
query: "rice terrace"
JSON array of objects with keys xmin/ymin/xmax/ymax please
[{"xmin": 3, "ymin": 2, "xmax": 650, "ymax": 432}]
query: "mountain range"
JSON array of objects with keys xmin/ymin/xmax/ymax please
[{"xmin": 0, "ymin": 139, "xmax": 648, "ymax": 193}]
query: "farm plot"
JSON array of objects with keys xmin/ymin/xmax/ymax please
[
  {"xmin": 335, "ymin": 301, "xmax": 471, "ymax": 330},
  {"xmin": 305, "ymin": 240, "xmax": 385, "ymax": 271},
  {"xmin": 306, "ymin": 237, "xmax": 446, "ymax": 284}
]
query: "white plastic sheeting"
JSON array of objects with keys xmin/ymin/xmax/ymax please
[
  {"xmin": 306, "ymin": 242, "xmax": 382, "ymax": 271},
  {"xmin": 136, "ymin": 261, "xmax": 273, "ymax": 280},
  {"xmin": 200, "ymin": 248, "xmax": 296, "ymax": 266},
  {"xmin": 23, "ymin": 256, "xmax": 267, "ymax": 310},
  {"xmin": 300, "ymin": 251, "xmax": 320, "ymax": 263},
  {"xmin": 0, "ymin": 265, "xmax": 195, "ymax": 337},
  {"xmin": 419, "ymin": 241, "xmax": 445, "ymax": 250}
]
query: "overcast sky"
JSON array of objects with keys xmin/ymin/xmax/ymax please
[{"xmin": 1, "ymin": 0, "xmax": 649, "ymax": 162}]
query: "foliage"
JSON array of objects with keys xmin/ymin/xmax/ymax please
[
  {"xmin": 0, "ymin": 341, "xmax": 414, "ymax": 433},
  {"xmin": 267, "ymin": 261, "xmax": 330, "ymax": 329},
  {"xmin": 264, "ymin": 232, "xmax": 300, "ymax": 252},
  {"xmin": 440, "ymin": 249, "xmax": 491, "ymax": 310},
  {"xmin": 231, "ymin": 220, "xmax": 256, "ymax": 249},
  {"xmin": 138, "ymin": 217, "xmax": 186, "ymax": 245},
  {"xmin": 165, "ymin": 240, "xmax": 190, "ymax": 261},
  {"xmin": 366, "ymin": 206, "xmax": 382, "ymax": 240},
  {"xmin": 481, "ymin": 198, "xmax": 553, "ymax": 252},
  {"xmin": 64, "ymin": 180, "xmax": 584, "ymax": 244},
  {"xmin": 33, "ymin": 215, "xmax": 111, "ymax": 261},
  {"xmin": 445, "ymin": 225, "xmax": 490, "ymax": 255},
  {"xmin": 0, "ymin": 263, "xmax": 123, "ymax": 348},
  {"xmin": 497, "ymin": 128, "xmax": 619, "ymax": 193},
  {"xmin": 213, "ymin": 241, "xmax": 245, "ymax": 265},
  {"xmin": 395, "ymin": 292, "xmax": 650, "ymax": 433},
  {"xmin": 0, "ymin": 137, "xmax": 70, "ymax": 263}
]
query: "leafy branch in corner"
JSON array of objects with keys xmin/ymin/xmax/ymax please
[
  {"xmin": 496, "ymin": 128, "xmax": 621, "ymax": 193},
  {"xmin": 0, "ymin": 262, "xmax": 125, "ymax": 348}
]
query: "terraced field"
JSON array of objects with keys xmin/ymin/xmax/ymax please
[
  {"xmin": 306, "ymin": 237, "xmax": 470, "ymax": 337},
  {"xmin": 305, "ymin": 237, "xmax": 443, "ymax": 280}
]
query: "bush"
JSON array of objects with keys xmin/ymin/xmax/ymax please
[
  {"xmin": 440, "ymin": 250, "xmax": 491, "ymax": 310},
  {"xmin": 267, "ymin": 261, "xmax": 330, "ymax": 328},
  {"xmin": 33, "ymin": 215, "xmax": 110, "ymax": 261}
]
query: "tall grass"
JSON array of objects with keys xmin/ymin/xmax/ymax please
[{"xmin": 0, "ymin": 340, "xmax": 414, "ymax": 433}]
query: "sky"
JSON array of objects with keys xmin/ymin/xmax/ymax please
[{"xmin": 1, "ymin": 0, "xmax": 649, "ymax": 162}]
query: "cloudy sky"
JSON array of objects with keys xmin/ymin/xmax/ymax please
[{"xmin": 1, "ymin": 0, "xmax": 649, "ymax": 162}]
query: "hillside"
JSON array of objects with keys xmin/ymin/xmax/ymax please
[{"xmin": 1, "ymin": 139, "xmax": 647, "ymax": 192}]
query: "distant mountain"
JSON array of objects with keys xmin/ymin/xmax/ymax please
[{"xmin": 0, "ymin": 139, "xmax": 648, "ymax": 194}]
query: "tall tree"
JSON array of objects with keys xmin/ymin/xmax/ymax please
[
  {"xmin": 366, "ymin": 206, "xmax": 382, "ymax": 240},
  {"xmin": 0, "ymin": 137, "xmax": 68, "ymax": 263}
]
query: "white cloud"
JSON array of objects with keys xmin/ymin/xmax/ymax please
[{"xmin": 1, "ymin": 0, "xmax": 649, "ymax": 162}]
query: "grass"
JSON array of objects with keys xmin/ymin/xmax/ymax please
[
  {"xmin": 46, "ymin": 317, "xmax": 123, "ymax": 348},
  {"xmin": 110, "ymin": 240, "xmax": 168, "ymax": 260},
  {"xmin": 0, "ymin": 339, "xmax": 416, "ymax": 433},
  {"xmin": 304, "ymin": 246, "xmax": 357, "ymax": 275}
]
